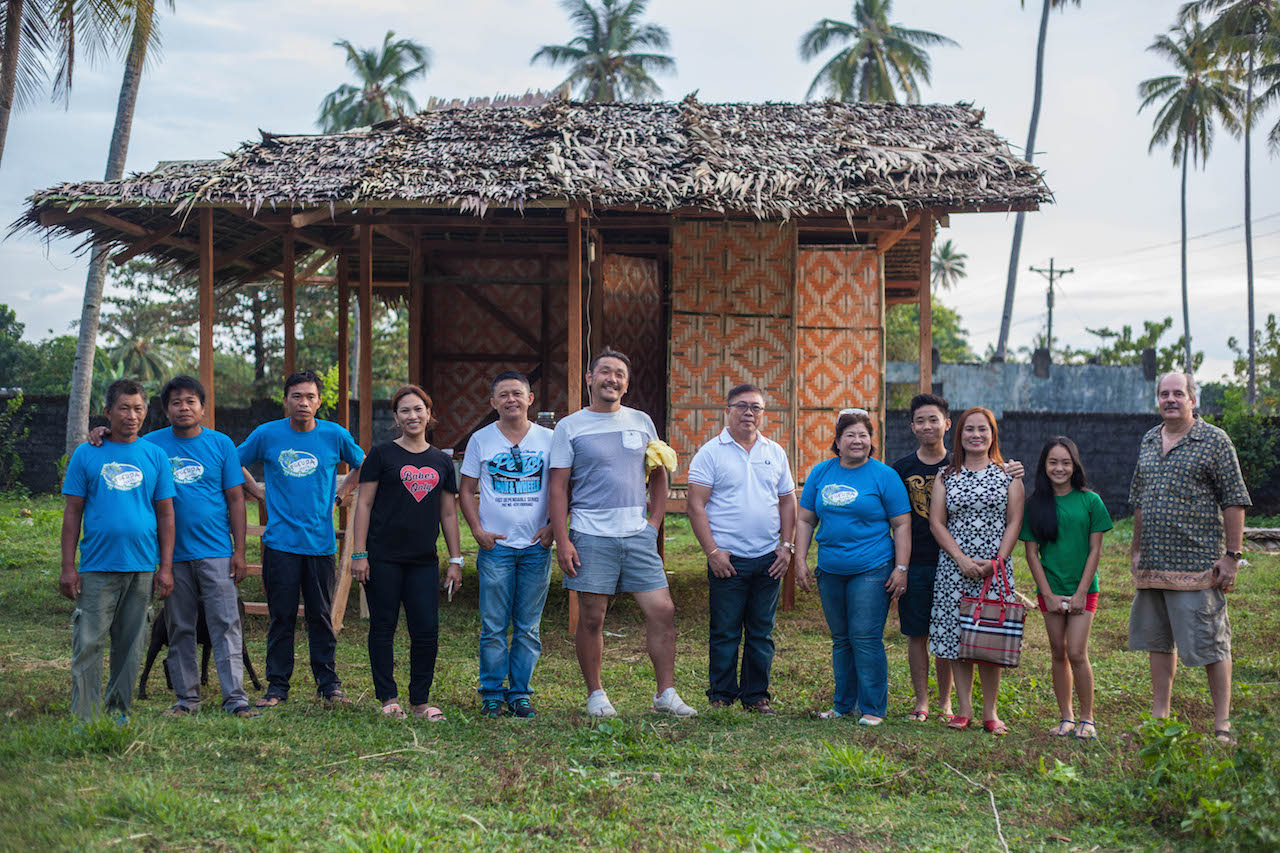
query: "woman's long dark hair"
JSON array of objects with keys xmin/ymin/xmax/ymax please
[{"xmin": 1025, "ymin": 436, "xmax": 1089, "ymax": 543}]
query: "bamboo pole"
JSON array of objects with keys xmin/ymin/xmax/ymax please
[
  {"xmin": 358, "ymin": 226, "xmax": 373, "ymax": 450},
  {"xmin": 919, "ymin": 213, "xmax": 934, "ymax": 394},
  {"xmin": 198, "ymin": 209, "xmax": 215, "ymax": 427},
  {"xmin": 567, "ymin": 207, "xmax": 583, "ymax": 633},
  {"xmin": 283, "ymin": 230, "xmax": 296, "ymax": 376},
  {"xmin": 408, "ymin": 238, "xmax": 423, "ymax": 388},
  {"xmin": 337, "ymin": 251, "xmax": 350, "ymax": 430}
]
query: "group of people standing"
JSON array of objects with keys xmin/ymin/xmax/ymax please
[{"xmin": 59, "ymin": 354, "xmax": 1250, "ymax": 742}]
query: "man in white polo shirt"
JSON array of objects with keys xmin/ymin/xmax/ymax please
[{"xmin": 687, "ymin": 384, "xmax": 798, "ymax": 714}]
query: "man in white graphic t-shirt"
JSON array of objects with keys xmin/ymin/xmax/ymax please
[
  {"xmin": 550, "ymin": 347, "xmax": 697, "ymax": 718},
  {"xmin": 460, "ymin": 371, "xmax": 554, "ymax": 720}
]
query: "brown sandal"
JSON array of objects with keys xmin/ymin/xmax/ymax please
[{"xmin": 254, "ymin": 695, "xmax": 286, "ymax": 709}]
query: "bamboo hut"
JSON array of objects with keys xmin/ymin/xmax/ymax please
[{"xmin": 20, "ymin": 95, "xmax": 1050, "ymax": 618}]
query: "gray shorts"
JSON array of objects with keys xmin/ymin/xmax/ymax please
[
  {"xmin": 565, "ymin": 525, "xmax": 668, "ymax": 595},
  {"xmin": 1128, "ymin": 587, "xmax": 1232, "ymax": 667}
]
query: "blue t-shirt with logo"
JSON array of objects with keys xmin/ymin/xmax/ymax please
[
  {"xmin": 62, "ymin": 439, "xmax": 176, "ymax": 572},
  {"xmin": 800, "ymin": 456, "xmax": 911, "ymax": 575},
  {"xmin": 238, "ymin": 418, "xmax": 365, "ymax": 556},
  {"xmin": 143, "ymin": 427, "xmax": 244, "ymax": 561}
]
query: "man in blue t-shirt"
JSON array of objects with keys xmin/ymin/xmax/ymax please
[
  {"xmin": 145, "ymin": 376, "xmax": 253, "ymax": 717},
  {"xmin": 60, "ymin": 379, "xmax": 176, "ymax": 721},
  {"xmin": 238, "ymin": 370, "xmax": 364, "ymax": 708}
]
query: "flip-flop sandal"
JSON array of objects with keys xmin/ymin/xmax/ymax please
[
  {"xmin": 320, "ymin": 690, "xmax": 353, "ymax": 706},
  {"xmin": 983, "ymin": 719, "xmax": 1010, "ymax": 736},
  {"xmin": 816, "ymin": 709, "xmax": 845, "ymax": 719},
  {"xmin": 1214, "ymin": 729, "xmax": 1236, "ymax": 745},
  {"xmin": 1074, "ymin": 720, "xmax": 1098, "ymax": 741},
  {"xmin": 907, "ymin": 710, "xmax": 929, "ymax": 722},
  {"xmin": 938, "ymin": 712, "xmax": 956, "ymax": 725},
  {"xmin": 947, "ymin": 715, "xmax": 972, "ymax": 730},
  {"xmin": 161, "ymin": 705, "xmax": 194, "ymax": 718},
  {"xmin": 381, "ymin": 702, "xmax": 407, "ymax": 720},
  {"xmin": 413, "ymin": 705, "xmax": 446, "ymax": 721},
  {"xmin": 229, "ymin": 706, "xmax": 261, "ymax": 719},
  {"xmin": 1050, "ymin": 718, "xmax": 1077, "ymax": 737},
  {"xmin": 254, "ymin": 696, "xmax": 286, "ymax": 709}
]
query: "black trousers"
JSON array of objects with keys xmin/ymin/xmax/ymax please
[
  {"xmin": 365, "ymin": 559, "xmax": 440, "ymax": 706},
  {"xmin": 261, "ymin": 546, "xmax": 339, "ymax": 698}
]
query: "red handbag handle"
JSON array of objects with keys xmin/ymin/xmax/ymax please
[{"xmin": 973, "ymin": 557, "xmax": 1012, "ymax": 626}]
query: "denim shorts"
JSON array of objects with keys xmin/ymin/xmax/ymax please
[{"xmin": 566, "ymin": 524, "xmax": 667, "ymax": 594}]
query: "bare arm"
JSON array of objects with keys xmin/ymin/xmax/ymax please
[
  {"xmin": 794, "ymin": 506, "xmax": 817, "ymax": 592},
  {"xmin": 440, "ymin": 491, "xmax": 463, "ymax": 593},
  {"xmin": 154, "ymin": 498, "xmax": 175, "ymax": 599},
  {"xmin": 349, "ymin": 480, "xmax": 378, "ymax": 583},
  {"xmin": 459, "ymin": 474, "xmax": 503, "ymax": 550},
  {"xmin": 241, "ymin": 467, "xmax": 264, "ymax": 502},
  {"xmin": 336, "ymin": 464, "xmax": 362, "ymax": 503},
  {"xmin": 998, "ymin": 478, "xmax": 1025, "ymax": 565},
  {"xmin": 225, "ymin": 485, "xmax": 248, "ymax": 584},
  {"xmin": 647, "ymin": 465, "xmax": 668, "ymax": 527},
  {"xmin": 769, "ymin": 491, "xmax": 798, "ymax": 580},
  {"xmin": 688, "ymin": 482, "xmax": 734, "ymax": 578},
  {"xmin": 1215, "ymin": 505, "xmax": 1247, "ymax": 589},
  {"xmin": 1130, "ymin": 505, "xmax": 1143, "ymax": 574},
  {"xmin": 928, "ymin": 476, "xmax": 983, "ymax": 578},
  {"xmin": 1069, "ymin": 530, "xmax": 1106, "ymax": 613},
  {"xmin": 884, "ymin": 512, "xmax": 912, "ymax": 600},
  {"xmin": 549, "ymin": 467, "xmax": 578, "ymax": 577},
  {"xmin": 59, "ymin": 496, "xmax": 85, "ymax": 601}
]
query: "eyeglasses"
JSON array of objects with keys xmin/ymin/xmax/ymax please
[
  {"xmin": 728, "ymin": 403, "xmax": 765, "ymax": 414},
  {"xmin": 839, "ymin": 408, "xmax": 870, "ymax": 417},
  {"xmin": 510, "ymin": 445, "xmax": 522, "ymax": 469}
]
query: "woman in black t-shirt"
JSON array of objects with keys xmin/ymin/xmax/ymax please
[{"xmin": 351, "ymin": 384, "xmax": 462, "ymax": 720}]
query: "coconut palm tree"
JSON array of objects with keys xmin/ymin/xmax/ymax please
[
  {"xmin": 930, "ymin": 239, "xmax": 968, "ymax": 292},
  {"xmin": 65, "ymin": 0, "xmax": 170, "ymax": 456},
  {"xmin": 530, "ymin": 0, "xmax": 674, "ymax": 102},
  {"xmin": 993, "ymin": 0, "xmax": 1082, "ymax": 363},
  {"xmin": 0, "ymin": 0, "xmax": 134, "ymax": 166},
  {"xmin": 1139, "ymin": 19, "xmax": 1243, "ymax": 371},
  {"xmin": 799, "ymin": 0, "xmax": 957, "ymax": 102},
  {"xmin": 1180, "ymin": 0, "xmax": 1280, "ymax": 406},
  {"xmin": 316, "ymin": 31, "xmax": 430, "ymax": 133}
]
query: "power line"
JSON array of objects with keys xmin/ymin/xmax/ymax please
[
  {"xmin": 1073, "ymin": 211, "xmax": 1280, "ymax": 264},
  {"xmin": 1080, "ymin": 228, "xmax": 1280, "ymax": 270}
]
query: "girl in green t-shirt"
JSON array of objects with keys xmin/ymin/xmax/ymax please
[{"xmin": 1020, "ymin": 436, "xmax": 1113, "ymax": 741}]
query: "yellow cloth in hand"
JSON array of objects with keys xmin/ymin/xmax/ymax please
[{"xmin": 645, "ymin": 440, "xmax": 677, "ymax": 479}]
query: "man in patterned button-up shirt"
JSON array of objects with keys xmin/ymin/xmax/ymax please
[{"xmin": 1129, "ymin": 372, "xmax": 1250, "ymax": 742}]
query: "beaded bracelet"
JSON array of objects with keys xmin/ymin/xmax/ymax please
[{"xmin": 352, "ymin": 551, "xmax": 369, "ymax": 560}]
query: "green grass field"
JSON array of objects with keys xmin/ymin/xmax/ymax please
[{"xmin": 2, "ymin": 493, "xmax": 1279, "ymax": 851}]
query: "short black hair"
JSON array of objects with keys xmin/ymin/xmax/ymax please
[
  {"xmin": 909, "ymin": 393, "xmax": 949, "ymax": 419},
  {"xmin": 284, "ymin": 370, "xmax": 323, "ymax": 397},
  {"xmin": 726, "ymin": 384, "xmax": 765, "ymax": 405},
  {"xmin": 831, "ymin": 411, "xmax": 874, "ymax": 455},
  {"xmin": 588, "ymin": 346, "xmax": 631, "ymax": 374},
  {"xmin": 105, "ymin": 379, "xmax": 146, "ymax": 410},
  {"xmin": 160, "ymin": 375, "xmax": 205, "ymax": 408},
  {"xmin": 491, "ymin": 371, "xmax": 531, "ymax": 394}
]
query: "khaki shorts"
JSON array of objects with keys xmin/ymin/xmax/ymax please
[{"xmin": 1128, "ymin": 587, "xmax": 1232, "ymax": 667}]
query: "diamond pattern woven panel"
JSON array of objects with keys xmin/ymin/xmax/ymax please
[
  {"xmin": 668, "ymin": 219, "xmax": 798, "ymax": 483},
  {"xmin": 795, "ymin": 408, "xmax": 883, "ymax": 478},
  {"xmin": 603, "ymin": 254, "xmax": 665, "ymax": 430},
  {"xmin": 797, "ymin": 328, "xmax": 882, "ymax": 409},
  {"xmin": 798, "ymin": 247, "xmax": 880, "ymax": 328}
]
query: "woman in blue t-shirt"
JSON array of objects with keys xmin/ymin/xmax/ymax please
[{"xmin": 797, "ymin": 411, "xmax": 912, "ymax": 724}]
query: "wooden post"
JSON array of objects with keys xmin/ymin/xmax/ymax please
[
  {"xmin": 918, "ymin": 212, "xmax": 934, "ymax": 394},
  {"xmin": 784, "ymin": 229, "xmax": 801, "ymax": 611},
  {"xmin": 358, "ymin": 225, "xmax": 373, "ymax": 450},
  {"xmin": 283, "ymin": 230, "xmax": 296, "ymax": 376},
  {"xmin": 588, "ymin": 228, "xmax": 605, "ymax": 357},
  {"xmin": 198, "ymin": 208, "xmax": 215, "ymax": 427},
  {"xmin": 567, "ymin": 207, "xmax": 583, "ymax": 632},
  {"xmin": 408, "ymin": 238, "xmax": 423, "ymax": 387},
  {"xmin": 336, "ymin": 251, "xmax": 350, "ymax": 430}
]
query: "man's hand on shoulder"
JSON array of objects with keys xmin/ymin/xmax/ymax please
[
  {"xmin": 1003, "ymin": 459, "xmax": 1025, "ymax": 480},
  {"xmin": 87, "ymin": 426, "xmax": 110, "ymax": 447}
]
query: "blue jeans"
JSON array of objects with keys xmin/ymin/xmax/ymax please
[
  {"xmin": 707, "ymin": 552, "xmax": 781, "ymax": 704},
  {"xmin": 477, "ymin": 543, "xmax": 552, "ymax": 702},
  {"xmin": 817, "ymin": 562, "xmax": 894, "ymax": 717}
]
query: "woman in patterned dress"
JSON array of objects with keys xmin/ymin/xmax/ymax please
[{"xmin": 927, "ymin": 407, "xmax": 1024, "ymax": 735}]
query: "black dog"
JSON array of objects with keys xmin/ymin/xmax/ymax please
[{"xmin": 138, "ymin": 597, "xmax": 262, "ymax": 700}]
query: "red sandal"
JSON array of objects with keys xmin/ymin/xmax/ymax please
[
  {"xmin": 983, "ymin": 719, "xmax": 1009, "ymax": 736},
  {"xmin": 947, "ymin": 715, "xmax": 972, "ymax": 730}
]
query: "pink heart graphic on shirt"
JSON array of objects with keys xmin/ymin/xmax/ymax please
[{"xmin": 399, "ymin": 465, "xmax": 439, "ymax": 502}]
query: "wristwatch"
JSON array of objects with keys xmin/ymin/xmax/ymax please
[
  {"xmin": 781, "ymin": 541, "xmax": 796, "ymax": 553},
  {"xmin": 1225, "ymin": 550, "xmax": 1243, "ymax": 560},
  {"xmin": 894, "ymin": 565, "xmax": 908, "ymax": 573},
  {"xmin": 448, "ymin": 556, "xmax": 465, "ymax": 566}
]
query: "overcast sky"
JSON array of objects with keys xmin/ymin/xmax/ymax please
[{"xmin": 2, "ymin": 0, "xmax": 1276, "ymax": 381}]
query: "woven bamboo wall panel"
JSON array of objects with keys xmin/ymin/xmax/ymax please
[
  {"xmin": 797, "ymin": 328, "xmax": 882, "ymax": 409},
  {"xmin": 603, "ymin": 254, "xmax": 664, "ymax": 427},
  {"xmin": 797, "ymin": 247, "xmax": 880, "ymax": 328},
  {"xmin": 722, "ymin": 316, "xmax": 794, "ymax": 397},
  {"xmin": 671, "ymin": 220, "xmax": 795, "ymax": 315},
  {"xmin": 668, "ymin": 314, "xmax": 730, "ymax": 407}
]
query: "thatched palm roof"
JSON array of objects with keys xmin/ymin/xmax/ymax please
[{"xmin": 25, "ymin": 96, "xmax": 1047, "ymax": 219}]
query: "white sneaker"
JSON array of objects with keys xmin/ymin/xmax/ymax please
[
  {"xmin": 587, "ymin": 689, "xmax": 617, "ymax": 718},
  {"xmin": 653, "ymin": 687, "xmax": 698, "ymax": 718}
]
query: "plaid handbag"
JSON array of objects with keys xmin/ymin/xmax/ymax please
[{"xmin": 957, "ymin": 557, "xmax": 1026, "ymax": 668}]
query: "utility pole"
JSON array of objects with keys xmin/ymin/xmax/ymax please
[{"xmin": 1029, "ymin": 259, "xmax": 1073, "ymax": 357}]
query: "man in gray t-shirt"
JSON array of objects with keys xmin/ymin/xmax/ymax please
[{"xmin": 550, "ymin": 348, "xmax": 697, "ymax": 719}]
